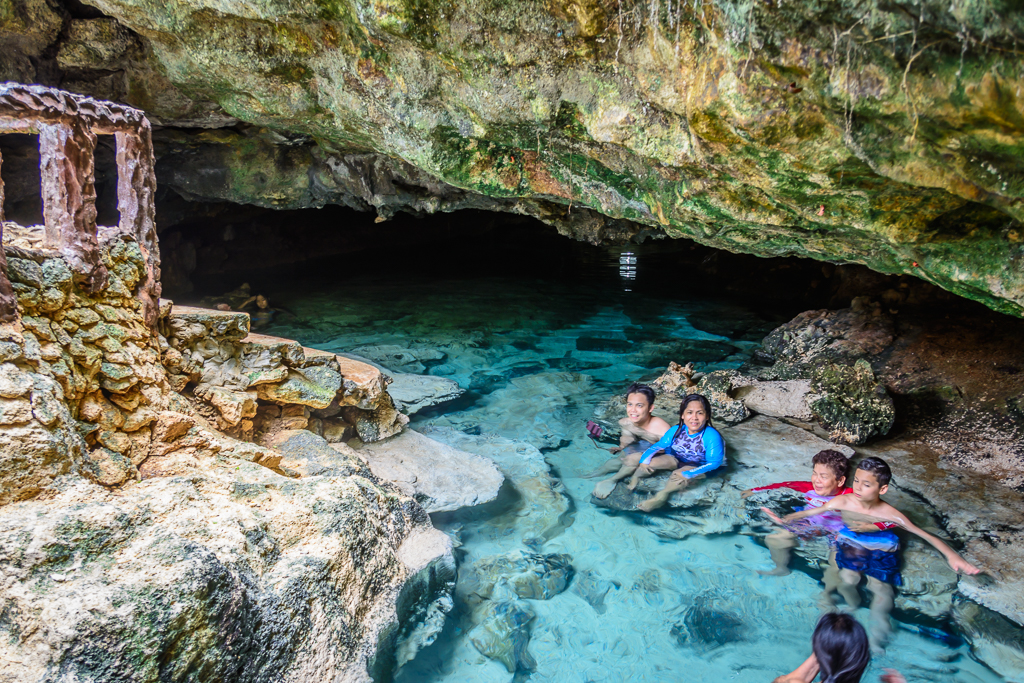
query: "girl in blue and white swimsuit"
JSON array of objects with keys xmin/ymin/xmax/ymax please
[{"xmin": 633, "ymin": 393, "xmax": 726, "ymax": 511}]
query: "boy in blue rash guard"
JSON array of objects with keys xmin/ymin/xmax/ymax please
[
  {"xmin": 766, "ymin": 456, "xmax": 981, "ymax": 654},
  {"xmin": 630, "ymin": 393, "xmax": 725, "ymax": 512}
]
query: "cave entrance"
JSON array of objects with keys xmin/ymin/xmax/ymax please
[{"xmin": 161, "ymin": 202, "xmax": 875, "ymax": 314}]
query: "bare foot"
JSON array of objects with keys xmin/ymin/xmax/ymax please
[
  {"xmin": 593, "ymin": 479, "xmax": 617, "ymax": 499},
  {"xmin": 757, "ymin": 567, "xmax": 791, "ymax": 577},
  {"xmin": 637, "ymin": 497, "xmax": 663, "ymax": 512},
  {"xmin": 626, "ymin": 477, "xmax": 640, "ymax": 491}
]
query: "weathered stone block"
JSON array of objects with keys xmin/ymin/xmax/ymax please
[
  {"xmin": 87, "ymin": 447, "xmax": 135, "ymax": 485},
  {"xmin": 79, "ymin": 391, "xmax": 124, "ymax": 429},
  {"xmin": 40, "ymin": 258, "xmax": 73, "ymax": 291},
  {"xmin": 0, "ymin": 363, "xmax": 34, "ymax": 398},
  {"xmin": 6, "ymin": 258, "xmax": 43, "ymax": 288},
  {"xmin": 256, "ymin": 369, "xmax": 336, "ymax": 409},
  {"xmin": 0, "ymin": 397, "xmax": 34, "ymax": 425},
  {"xmin": 97, "ymin": 429, "xmax": 131, "ymax": 454}
]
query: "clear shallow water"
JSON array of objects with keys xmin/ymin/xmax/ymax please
[{"xmin": 207, "ymin": 235, "xmax": 1010, "ymax": 683}]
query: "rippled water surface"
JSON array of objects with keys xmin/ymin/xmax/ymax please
[{"xmin": 199, "ymin": 228, "xmax": 1011, "ymax": 682}]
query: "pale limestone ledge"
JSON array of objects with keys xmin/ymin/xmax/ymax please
[{"xmin": 0, "ymin": 239, "xmax": 492, "ymax": 682}]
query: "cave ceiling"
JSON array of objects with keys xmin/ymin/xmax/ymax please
[{"xmin": 1, "ymin": 0, "xmax": 1023, "ymax": 315}]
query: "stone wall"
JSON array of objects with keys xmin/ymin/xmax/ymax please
[{"xmin": 0, "ymin": 228, "xmax": 452, "ymax": 681}]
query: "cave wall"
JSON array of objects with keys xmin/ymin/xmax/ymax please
[{"xmin": 2, "ymin": 0, "xmax": 1024, "ymax": 315}]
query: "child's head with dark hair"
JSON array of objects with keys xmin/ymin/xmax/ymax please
[
  {"xmin": 812, "ymin": 449, "xmax": 850, "ymax": 483},
  {"xmin": 625, "ymin": 382, "xmax": 656, "ymax": 407},
  {"xmin": 856, "ymin": 457, "xmax": 892, "ymax": 487},
  {"xmin": 812, "ymin": 612, "xmax": 870, "ymax": 683}
]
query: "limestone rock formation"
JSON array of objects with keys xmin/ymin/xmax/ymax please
[
  {"xmin": 357, "ymin": 428, "xmax": 504, "ymax": 513},
  {"xmin": 420, "ymin": 426, "xmax": 574, "ymax": 545},
  {"xmin": 0, "ymin": 453, "xmax": 449, "ymax": 683},
  {"xmin": 162, "ymin": 307, "xmax": 408, "ymax": 443},
  {"xmin": 386, "ymin": 373, "xmax": 464, "ymax": 416},
  {"xmin": 4, "ymin": 0, "xmax": 1024, "ymax": 316},
  {"xmin": 0, "ymin": 86, "xmax": 459, "ymax": 683}
]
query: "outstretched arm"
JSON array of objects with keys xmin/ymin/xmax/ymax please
[
  {"xmin": 763, "ymin": 500, "xmax": 836, "ymax": 526},
  {"xmin": 615, "ymin": 426, "xmax": 638, "ymax": 453},
  {"xmin": 892, "ymin": 513, "xmax": 981, "ymax": 575}
]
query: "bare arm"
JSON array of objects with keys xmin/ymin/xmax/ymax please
[
  {"xmin": 891, "ymin": 512, "xmax": 981, "ymax": 575},
  {"xmin": 770, "ymin": 499, "xmax": 835, "ymax": 528},
  {"xmin": 616, "ymin": 427, "xmax": 637, "ymax": 452},
  {"xmin": 772, "ymin": 654, "xmax": 819, "ymax": 683}
]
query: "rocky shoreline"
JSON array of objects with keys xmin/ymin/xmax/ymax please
[{"xmin": 0, "ymin": 227, "xmax": 461, "ymax": 682}]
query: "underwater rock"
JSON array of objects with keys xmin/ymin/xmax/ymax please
[
  {"xmin": 468, "ymin": 585, "xmax": 537, "ymax": 674},
  {"xmin": 429, "ymin": 372, "xmax": 593, "ymax": 449},
  {"xmin": 464, "ymin": 550, "xmax": 574, "ymax": 602},
  {"xmin": 809, "ymin": 359, "xmax": 895, "ymax": 445},
  {"xmin": 386, "ymin": 373, "xmax": 464, "ymax": 415},
  {"xmin": 350, "ymin": 344, "xmax": 446, "ymax": 374},
  {"xmin": 418, "ymin": 427, "xmax": 573, "ymax": 544},
  {"xmin": 570, "ymin": 570, "xmax": 620, "ymax": 614},
  {"xmin": 575, "ymin": 336, "xmax": 633, "ymax": 354},
  {"xmin": 358, "ymin": 428, "xmax": 504, "ymax": 513},
  {"xmin": 628, "ymin": 338, "xmax": 736, "ymax": 368},
  {"xmin": 382, "ymin": 527, "xmax": 457, "ymax": 673},
  {"xmin": 953, "ymin": 600, "xmax": 1024, "ymax": 682},
  {"xmin": 671, "ymin": 593, "xmax": 746, "ymax": 654},
  {"xmin": 590, "ymin": 473, "xmax": 726, "ymax": 514}
]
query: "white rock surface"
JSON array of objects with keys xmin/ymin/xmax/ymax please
[
  {"xmin": 357, "ymin": 428, "xmax": 504, "ymax": 512},
  {"xmin": 733, "ymin": 378, "xmax": 815, "ymax": 420},
  {"xmin": 387, "ymin": 374, "xmax": 464, "ymax": 415}
]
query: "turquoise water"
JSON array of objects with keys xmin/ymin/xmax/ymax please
[{"xmin": 209, "ymin": 232, "xmax": 1010, "ymax": 682}]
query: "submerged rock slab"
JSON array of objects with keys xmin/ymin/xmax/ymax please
[
  {"xmin": 430, "ymin": 372, "xmax": 593, "ymax": 449},
  {"xmin": 419, "ymin": 426, "xmax": 573, "ymax": 545},
  {"xmin": 358, "ymin": 428, "xmax": 504, "ymax": 513},
  {"xmin": 387, "ymin": 374, "xmax": 464, "ymax": 416},
  {"xmin": 462, "ymin": 550, "xmax": 574, "ymax": 602}
]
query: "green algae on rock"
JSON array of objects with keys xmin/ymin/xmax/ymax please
[{"xmin": 8, "ymin": 0, "xmax": 1023, "ymax": 315}]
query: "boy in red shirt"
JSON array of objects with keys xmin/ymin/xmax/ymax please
[
  {"xmin": 765, "ymin": 456, "xmax": 980, "ymax": 653},
  {"xmin": 742, "ymin": 449, "xmax": 852, "ymax": 604}
]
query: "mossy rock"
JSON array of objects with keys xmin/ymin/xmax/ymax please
[
  {"xmin": 809, "ymin": 359, "xmax": 894, "ymax": 445},
  {"xmin": 695, "ymin": 370, "xmax": 750, "ymax": 426}
]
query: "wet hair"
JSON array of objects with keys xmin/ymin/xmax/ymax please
[
  {"xmin": 812, "ymin": 612, "xmax": 870, "ymax": 683},
  {"xmin": 678, "ymin": 393, "xmax": 713, "ymax": 427},
  {"xmin": 812, "ymin": 449, "xmax": 850, "ymax": 483},
  {"xmin": 625, "ymin": 383, "xmax": 656, "ymax": 408},
  {"xmin": 856, "ymin": 456, "xmax": 892, "ymax": 487}
]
